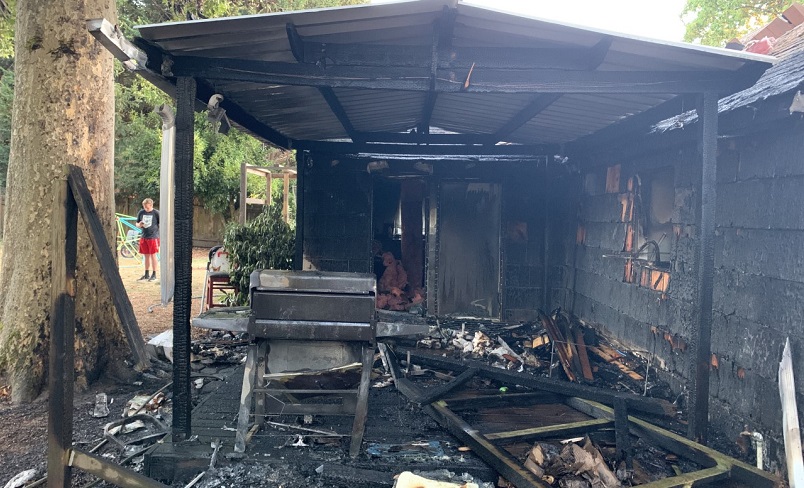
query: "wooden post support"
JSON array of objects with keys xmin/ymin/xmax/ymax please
[
  {"xmin": 240, "ymin": 162, "xmax": 247, "ymax": 225},
  {"xmin": 689, "ymin": 91, "xmax": 718, "ymax": 443},
  {"xmin": 66, "ymin": 166, "xmax": 150, "ymax": 370},
  {"xmin": 283, "ymin": 173, "xmax": 290, "ymax": 223},
  {"xmin": 614, "ymin": 396, "xmax": 632, "ymax": 468},
  {"xmin": 48, "ymin": 177, "xmax": 78, "ymax": 488},
  {"xmin": 294, "ymin": 151, "xmax": 305, "ymax": 270},
  {"xmin": 172, "ymin": 76, "xmax": 196, "ymax": 439}
]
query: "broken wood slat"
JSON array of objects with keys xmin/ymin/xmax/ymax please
[
  {"xmin": 426, "ymin": 401, "xmax": 552, "ymax": 488},
  {"xmin": 405, "ymin": 349, "xmax": 675, "ymax": 417},
  {"xmin": 444, "ymin": 392, "xmax": 567, "ymax": 411},
  {"xmin": 66, "ymin": 165, "xmax": 150, "ymax": 370},
  {"xmin": 574, "ymin": 330, "xmax": 594, "ymax": 381},
  {"xmin": 566, "ymin": 397, "xmax": 781, "ymax": 487},
  {"xmin": 70, "ymin": 449, "xmax": 169, "ymax": 488},
  {"xmin": 555, "ymin": 314, "xmax": 585, "ymax": 380},
  {"xmin": 417, "ymin": 367, "xmax": 479, "ymax": 405},
  {"xmin": 539, "ymin": 310, "xmax": 576, "ymax": 382},
  {"xmin": 587, "ymin": 345, "xmax": 644, "ymax": 381},
  {"xmin": 484, "ymin": 418, "xmax": 613, "ymax": 442},
  {"xmin": 378, "ymin": 343, "xmax": 426, "ymax": 402},
  {"xmin": 779, "ymin": 337, "xmax": 804, "ymax": 487}
]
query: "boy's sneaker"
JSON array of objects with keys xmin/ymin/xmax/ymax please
[
  {"xmin": 137, "ymin": 274, "xmax": 149, "ymax": 281},
  {"xmin": 148, "ymin": 274, "xmax": 158, "ymax": 282}
]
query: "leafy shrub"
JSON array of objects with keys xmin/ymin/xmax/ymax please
[{"xmin": 223, "ymin": 195, "xmax": 295, "ymax": 304}]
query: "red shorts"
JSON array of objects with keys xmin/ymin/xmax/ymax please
[{"xmin": 139, "ymin": 237, "xmax": 160, "ymax": 255}]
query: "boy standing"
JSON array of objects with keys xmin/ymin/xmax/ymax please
[{"xmin": 136, "ymin": 198, "xmax": 160, "ymax": 282}]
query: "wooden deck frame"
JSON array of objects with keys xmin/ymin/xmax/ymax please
[
  {"xmin": 48, "ymin": 166, "xmax": 161, "ymax": 488},
  {"xmin": 381, "ymin": 346, "xmax": 781, "ymax": 488}
]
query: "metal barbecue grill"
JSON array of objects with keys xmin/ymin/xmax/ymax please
[{"xmin": 235, "ymin": 270, "xmax": 377, "ymax": 457}]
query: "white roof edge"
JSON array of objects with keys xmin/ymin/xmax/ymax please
[{"xmin": 459, "ymin": 1, "xmax": 776, "ymax": 65}]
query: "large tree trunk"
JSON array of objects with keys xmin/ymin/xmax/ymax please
[{"xmin": 0, "ymin": 0, "xmax": 128, "ymax": 402}]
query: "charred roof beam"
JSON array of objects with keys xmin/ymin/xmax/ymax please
[
  {"xmin": 288, "ymin": 23, "xmax": 362, "ymax": 143},
  {"xmin": 489, "ymin": 94, "xmax": 563, "ymax": 145},
  {"xmin": 172, "ymin": 56, "xmax": 759, "ymax": 94},
  {"xmin": 419, "ymin": 6, "xmax": 457, "ymax": 136}
]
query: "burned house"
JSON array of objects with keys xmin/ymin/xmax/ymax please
[{"xmin": 81, "ymin": 0, "xmax": 804, "ymax": 483}]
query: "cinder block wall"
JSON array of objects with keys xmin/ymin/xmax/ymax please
[
  {"xmin": 301, "ymin": 156, "xmax": 372, "ymax": 273},
  {"xmin": 552, "ymin": 121, "xmax": 804, "ymax": 473}
]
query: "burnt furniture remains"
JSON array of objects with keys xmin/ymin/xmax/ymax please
[{"xmin": 235, "ymin": 270, "xmax": 377, "ymax": 457}]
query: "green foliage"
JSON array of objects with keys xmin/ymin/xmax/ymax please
[
  {"xmin": 683, "ymin": 0, "xmax": 792, "ymax": 45},
  {"xmin": 223, "ymin": 194, "xmax": 295, "ymax": 304},
  {"xmin": 0, "ymin": 65, "xmax": 12, "ymax": 189}
]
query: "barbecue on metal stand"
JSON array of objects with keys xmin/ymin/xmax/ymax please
[{"xmin": 234, "ymin": 270, "xmax": 377, "ymax": 458}]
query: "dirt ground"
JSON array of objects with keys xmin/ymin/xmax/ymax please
[{"xmin": 0, "ymin": 247, "xmax": 214, "ymax": 486}]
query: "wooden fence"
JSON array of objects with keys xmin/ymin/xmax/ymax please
[{"xmin": 0, "ymin": 193, "xmax": 4, "ymax": 238}]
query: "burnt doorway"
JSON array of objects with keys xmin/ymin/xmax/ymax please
[{"xmin": 437, "ymin": 182, "xmax": 501, "ymax": 318}]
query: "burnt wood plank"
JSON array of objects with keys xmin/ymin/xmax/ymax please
[
  {"xmin": 485, "ymin": 418, "xmax": 613, "ymax": 442},
  {"xmin": 565, "ymin": 397, "xmax": 781, "ymax": 487},
  {"xmin": 66, "ymin": 165, "xmax": 150, "ymax": 370},
  {"xmin": 417, "ymin": 367, "xmax": 478, "ymax": 405},
  {"xmin": 403, "ymin": 348, "xmax": 676, "ymax": 417},
  {"xmin": 426, "ymin": 401, "xmax": 551, "ymax": 488},
  {"xmin": 443, "ymin": 392, "xmax": 567, "ymax": 411},
  {"xmin": 48, "ymin": 178, "xmax": 78, "ymax": 488},
  {"xmin": 70, "ymin": 450, "xmax": 170, "ymax": 488},
  {"xmin": 490, "ymin": 94, "xmax": 562, "ymax": 144}
]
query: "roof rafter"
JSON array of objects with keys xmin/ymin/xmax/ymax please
[
  {"xmin": 419, "ymin": 6, "xmax": 456, "ymax": 135},
  {"xmin": 288, "ymin": 22, "xmax": 362, "ymax": 143},
  {"xmin": 171, "ymin": 56, "xmax": 758, "ymax": 94}
]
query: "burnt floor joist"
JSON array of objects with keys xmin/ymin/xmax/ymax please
[{"xmin": 380, "ymin": 345, "xmax": 780, "ymax": 488}]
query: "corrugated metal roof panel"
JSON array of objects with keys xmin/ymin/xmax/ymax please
[{"xmin": 133, "ymin": 0, "xmax": 774, "ymax": 149}]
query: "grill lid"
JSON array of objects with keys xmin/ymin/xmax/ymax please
[{"xmin": 250, "ymin": 270, "xmax": 376, "ymax": 295}]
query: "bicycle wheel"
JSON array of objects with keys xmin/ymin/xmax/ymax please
[{"xmin": 120, "ymin": 245, "xmax": 135, "ymax": 259}]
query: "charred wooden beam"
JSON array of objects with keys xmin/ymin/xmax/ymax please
[
  {"xmin": 319, "ymin": 87, "xmax": 362, "ymax": 143},
  {"xmin": 48, "ymin": 177, "xmax": 78, "ymax": 488},
  {"xmin": 173, "ymin": 76, "xmax": 196, "ymax": 440},
  {"xmin": 293, "ymin": 40, "xmax": 613, "ymax": 71},
  {"xmin": 567, "ymin": 398, "xmax": 780, "ymax": 487},
  {"xmin": 70, "ymin": 450, "xmax": 169, "ymax": 488},
  {"xmin": 355, "ymin": 132, "xmax": 493, "ymax": 145},
  {"xmin": 490, "ymin": 94, "xmax": 562, "ymax": 145},
  {"xmin": 614, "ymin": 396, "xmax": 632, "ymax": 468},
  {"xmin": 427, "ymin": 401, "xmax": 552, "ymax": 488},
  {"xmin": 171, "ymin": 56, "xmax": 758, "ymax": 95},
  {"xmin": 418, "ymin": 6, "xmax": 456, "ymax": 135},
  {"xmin": 402, "ymin": 348, "xmax": 676, "ymax": 418},
  {"xmin": 294, "ymin": 140, "xmax": 557, "ymax": 156},
  {"xmin": 443, "ymin": 392, "xmax": 568, "ymax": 411},
  {"xmin": 67, "ymin": 166, "xmax": 150, "ymax": 370},
  {"xmin": 688, "ymin": 91, "xmax": 717, "ymax": 444},
  {"xmin": 287, "ymin": 24, "xmax": 361, "ymax": 143},
  {"xmin": 485, "ymin": 418, "xmax": 613, "ymax": 443},
  {"xmin": 416, "ymin": 367, "xmax": 478, "ymax": 405}
]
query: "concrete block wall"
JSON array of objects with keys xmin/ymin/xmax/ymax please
[
  {"xmin": 553, "ymin": 120, "xmax": 804, "ymax": 474},
  {"xmin": 301, "ymin": 157, "xmax": 372, "ymax": 273}
]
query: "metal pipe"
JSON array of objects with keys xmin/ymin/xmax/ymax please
[{"xmin": 155, "ymin": 104, "xmax": 175, "ymax": 306}]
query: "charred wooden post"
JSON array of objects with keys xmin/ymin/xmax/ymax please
[
  {"xmin": 48, "ymin": 177, "xmax": 78, "ymax": 488},
  {"xmin": 172, "ymin": 75, "xmax": 196, "ymax": 439},
  {"xmin": 294, "ymin": 150, "xmax": 305, "ymax": 269},
  {"xmin": 688, "ymin": 91, "xmax": 718, "ymax": 444},
  {"xmin": 614, "ymin": 396, "xmax": 632, "ymax": 468}
]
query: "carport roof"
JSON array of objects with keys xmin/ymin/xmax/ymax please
[{"xmin": 130, "ymin": 0, "xmax": 774, "ymax": 153}]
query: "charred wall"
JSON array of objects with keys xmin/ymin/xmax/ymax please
[
  {"xmin": 301, "ymin": 155, "xmax": 372, "ymax": 273},
  {"xmin": 555, "ymin": 118, "xmax": 804, "ymax": 473}
]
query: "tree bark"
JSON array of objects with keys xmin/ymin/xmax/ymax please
[{"xmin": 0, "ymin": 0, "xmax": 127, "ymax": 402}]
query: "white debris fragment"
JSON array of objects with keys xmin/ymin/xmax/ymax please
[
  {"xmin": 3, "ymin": 469, "xmax": 37, "ymax": 488},
  {"xmin": 92, "ymin": 393, "xmax": 110, "ymax": 418}
]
